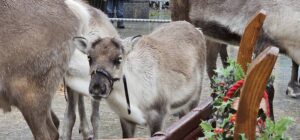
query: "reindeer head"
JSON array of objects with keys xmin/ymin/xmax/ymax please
[{"xmin": 74, "ymin": 37, "xmax": 124, "ymax": 99}]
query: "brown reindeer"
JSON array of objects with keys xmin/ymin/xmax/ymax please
[
  {"xmin": 0, "ymin": 0, "xmax": 95, "ymax": 139},
  {"xmin": 170, "ymin": 0, "xmax": 229, "ymax": 82},
  {"xmin": 170, "ymin": 0, "xmax": 300, "ymax": 97},
  {"xmin": 73, "ymin": 21, "xmax": 206, "ymax": 137}
]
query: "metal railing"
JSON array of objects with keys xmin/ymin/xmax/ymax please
[{"xmin": 109, "ymin": 18, "xmax": 171, "ymax": 23}]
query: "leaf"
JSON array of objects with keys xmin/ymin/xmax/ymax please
[
  {"xmin": 217, "ymin": 136, "xmax": 223, "ymax": 140},
  {"xmin": 214, "ymin": 67, "xmax": 226, "ymax": 76},
  {"xmin": 221, "ymin": 117, "xmax": 229, "ymax": 128},
  {"xmin": 257, "ymin": 132, "xmax": 268, "ymax": 140},
  {"xmin": 273, "ymin": 117, "xmax": 293, "ymax": 136},
  {"xmin": 234, "ymin": 63, "xmax": 245, "ymax": 81},
  {"xmin": 265, "ymin": 117, "xmax": 275, "ymax": 133},
  {"xmin": 259, "ymin": 117, "xmax": 294, "ymax": 140},
  {"xmin": 203, "ymin": 131, "xmax": 215, "ymax": 139},
  {"xmin": 200, "ymin": 121, "xmax": 214, "ymax": 132},
  {"xmin": 240, "ymin": 133, "xmax": 247, "ymax": 140},
  {"xmin": 219, "ymin": 100, "xmax": 232, "ymax": 113}
]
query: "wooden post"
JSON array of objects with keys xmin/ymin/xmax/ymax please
[
  {"xmin": 233, "ymin": 47, "xmax": 279, "ymax": 140},
  {"xmin": 151, "ymin": 99, "xmax": 213, "ymax": 140},
  {"xmin": 237, "ymin": 10, "xmax": 266, "ymax": 72}
]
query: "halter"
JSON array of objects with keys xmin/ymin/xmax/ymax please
[
  {"xmin": 88, "ymin": 35, "xmax": 143, "ymax": 115},
  {"xmin": 91, "ymin": 68, "xmax": 131, "ymax": 114},
  {"xmin": 91, "ymin": 68, "xmax": 120, "ymax": 97}
]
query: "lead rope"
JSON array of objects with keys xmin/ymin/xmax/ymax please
[
  {"xmin": 119, "ymin": 36, "xmax": 141, "ymax": 115},
  {"xmin": 123, "ymin": 75, "xmax": 131, "ymax": 114},
  {"xmin": 225, "ymin": 80, "xmax": 270, "ymax": 116}
]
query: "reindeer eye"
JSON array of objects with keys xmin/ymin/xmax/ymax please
[
  {"xmin": 114, "ymin": 57, "xmax": 122, "ymax": 65},
  {"xmin": 87, "ymin": 56, "xmax": 92, "ymax": 64}
]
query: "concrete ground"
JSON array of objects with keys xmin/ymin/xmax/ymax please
[{"xmin": 0, "ymin": 10, "xmax": 299, "ymax": 140}]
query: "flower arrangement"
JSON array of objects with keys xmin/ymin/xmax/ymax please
[{"xmin": 199, "ymin": 59, "xmax": 293, "ymax": 140}]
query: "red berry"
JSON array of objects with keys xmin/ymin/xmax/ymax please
[
  {"xmin": 214, "ymin": 128, "xmax": 224, "ymax": 134},
  {"xmin": 230, "ymin": 114, "xmax": 237, "ymax": 123},
  {"xmin": 219, "ymin": 82, "xmax": 225, "ymax": 86},
  {"xmin": 257, "ymin": 119, "xmax": 265, "ymax": 126},
  {"xmin": 223, "ymin": 96, "xmax": 230, "ymax": 102}
]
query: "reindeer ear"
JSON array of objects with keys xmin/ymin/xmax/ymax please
[{"xmin": 73, "ymin": 37, "xmax": 89, "ymax": 53}]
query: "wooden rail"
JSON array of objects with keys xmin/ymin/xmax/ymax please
[
  {"xmin": 237, "ymin": 10, "xmax": 266, "ymax": 72},
  {"xmin": 151, "ymin": 99, "xmax": 212, "ymax": 140},
  {"xmin": 234, "ymin": 47, "xmax": 279, "ymax": 139},
  {"xmin": 234, "ymin": 10, "xmax": 279, "ymax": 140}
]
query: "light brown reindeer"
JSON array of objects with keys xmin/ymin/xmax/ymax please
[
  {"xmin": 0, "ymin": 0, "xmax": 109, "ymax": 139},
  {"xmin": 73, "ymin": 21, "xmax": 206, "ymax": 137},
  {"xmin": 171, "ymin": 0, "xmax": 300, "ymax": 97},
  {"xmin": 0, "ymin": 0, "xmax": 84, "ymax": 139}
]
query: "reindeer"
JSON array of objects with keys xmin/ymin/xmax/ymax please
[
  {"xmin": 170, "ymin": 0, "xmax": 300, "ymax": 97},
  {"xmin": 170, "ymin": 0, "xmax": 231, "ymax": 82},
  {"xmin": 0, "ymin": 0, "xmax": 115, "ymax": 139},
  {"xmin": 61, "ymin": 2, "xmax": 119, "ymax": 140},
  {"xmin": 0, "ymin": 0, "xmax": 91, "ymax": 139},
  {"xmin": 72, "ymin": 21, "xmax": 206, "ymax": 137}
]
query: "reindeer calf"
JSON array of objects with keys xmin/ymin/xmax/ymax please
[{"xmin": 73, "ymin": 21, "xmax": 206, "ymax": 137}]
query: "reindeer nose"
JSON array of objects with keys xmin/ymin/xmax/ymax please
[
  {"xmin": 99, "ymin": 84, "xmax": 106, "ymax": 95},
  {"xmin": 89, "ymin": 83, "xmax": 107, "ymax": 97}
]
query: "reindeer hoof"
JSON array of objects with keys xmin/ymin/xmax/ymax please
[
  {"xmin": 286, "ymin": 86, "xmax": 299, "ymax": 98},
  {"xmin": 84, "ymin": 134, "xmax": 93, "ymax": 140}
]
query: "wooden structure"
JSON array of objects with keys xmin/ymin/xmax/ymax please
[
  {"xmin": 151, "ymin": 10, "xmax": 279, "ymax": 140},
  {"xmin": 237, "ymin": 10, "xmax": 266, "ymax": 72}
]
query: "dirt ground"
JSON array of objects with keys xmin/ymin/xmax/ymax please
[{"xmin": 0, "ymin": 21, "xmax": 300, "ymax": 140}]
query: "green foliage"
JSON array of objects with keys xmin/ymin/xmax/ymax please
[
  {"xmin": 258, "ymin": 117, "xmax": 294, "ymax": 140},
  {"xmin": 240, "ymin": 134, "xmax": 247, "ymax": 140},
  {"xmin": 200, "ymin": 121, "xmax": 214, "ymax": 132},
  {"xmin": 199, "ymin": 59, "xmax": 293, "ymax": 140},
  {"xmin": 213, "ymin": 59, "xmax": 245, "ymax": 83},
  {"xmin": 199, "ymin": 121, "xmax": 215, "ymax": 140},
  {"xmin": 199, "ymin": 59, "xmax": 245, "ymax": 139}
]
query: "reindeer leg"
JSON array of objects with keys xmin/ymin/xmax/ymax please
[
  {"xmin": 206, "ymin": 40, "xmax": 220, "ymax": 82},
  {"xmin": 18, "ymin": 89, "xmax": 56, "ymax": 140},
  {"xmin": 219, "ymin": 44, "xmax": 229, "ymax": 68},
  {"xmin": 51, "ymin": 110, "xmax": 60, "ymax": 129},
  {"xmin": 46, "ymin": 110, "xmax": 60, "ymax": 140},
  {"xmin": 61, "ymin": 87, "xmax": 78, "ymax": 140},
  {"xmin": 266, "ymin": 85, "xmax": 275, "ymax": 121},
  {"xmin": 91, "ymin": 99, "xmax": 100, "ymax": 139},
  {"xmin": 120, "ymin": 118, "xmax": 136, "ymax": 138},
  {"xmin": 146, "ymin": 108, "xmax": 167, "ymax": 136},
  {"xmin": 78, "ymin": 94, "xmax": 93, "ymax": 140},
  {"xmin": 146, "ymin": 97, "xmax": 169, "ymax": 136},
  {"xmin": 286, "ymin": 60, "xmax": 300, "ymax": 97},
  {"xmin": 21, "ymin": 107, "xmax": 52, "ymax": 140}
]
